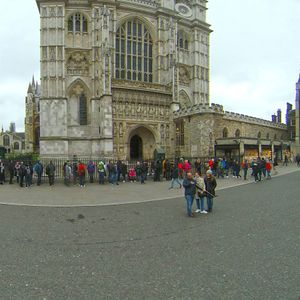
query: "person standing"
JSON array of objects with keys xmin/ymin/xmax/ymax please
[
  {"xmin": 19, "ymin": 162, "xmax": 25, "ymax": 187},
  {"xmin": 46, "ymin": 161, "xmax": 56, "ymax": 186},
  {"xmin": 8, "ymin": 160, "xmax": 15, "ymax": 184},
  {"xmin": 194, "ymin": 172, "xmax": 207, "ymax": 214},
  {"xmin": 140, "ymin": 161, "xmax": 147, "ymax": 184},
  {"xmin": 242, "ymin": 160, "xmax": 248, "ymax": 180},
  {"xmin": 182, "ymin": 172, "xmax": 196, "ymax": 217},
  {"xmin": 77, "ymin": 161, "xmax": 86, "ymax": 187},
  {"xmin": 15, "ymin": 161, "xmax": 21, "ymax": 183},
  {"xmin": 265, "ymin": 159, "xmax": 272, "ymax": 179},
  {"xmin": 33, "ymin": 160, "xmax": 43, "ymax": 186},
  {"xmin": 0, "ymin": 160, "xmax": 5, "ymax": 185},
  {"xmin": 24, "ymin": 163, "xmax": 32, "ymax": 188},
  {"xmin": 64, "ymin": 161, "xmax": 72, "ymax": 186},
  {"xmin": 169, "ymin": 162, "xmax": 182, "ymax": 189},
  {"xmin": 296, "ymin": 154, "xmax": 300, "ymax": 167},
  {"xmin": 87, "ymin": 160, "xmax": 95, "ymax": 183},
  {"xmin": 121, "ymin": 161, "xmax": 127, "ymax": 182},
  {"xmin": 72, "ymin": 161, "xmax": 78, "ymax": 186},
  {"xmin": 97, "ymin": 161, "xmax": 106, "ymax": 184},
  {"xmin": 204, "ymin": 170, "xmax": 217, "ymax": 212}
]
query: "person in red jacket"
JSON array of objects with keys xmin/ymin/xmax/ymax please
[
  {"xmin": 265, "ymin": 159, "xmax": 272, "ymax": 179},
  {"xmin": 77, "ymin": 161, "xmax": 86, "ymax": 187}
]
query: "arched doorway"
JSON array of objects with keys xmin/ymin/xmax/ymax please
[
  {"xmin": 130, "ymin": 135, "xmax": 143, "ymax": 160},
  {"xmin": 127, "ymin": 126, "xmax": 156, "ymax": 160}
]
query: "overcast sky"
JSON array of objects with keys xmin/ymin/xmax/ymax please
[{"xmin": 0, "ymin": 0, "xmax": 299, "ymax": 132}]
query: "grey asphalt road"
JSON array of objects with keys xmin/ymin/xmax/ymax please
[{"xmin": 0, "ymin": 172, "xmax": 299, "ymax": 300}]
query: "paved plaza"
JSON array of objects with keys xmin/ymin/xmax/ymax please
[
  {"xmin": 0, "ymin": 165, "xmax": 299, "ymax": 300},
  {"xmin": 0, "ymin": 164, "xmax": 299, "ymax": 207}
]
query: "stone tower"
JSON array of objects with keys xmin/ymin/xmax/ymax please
[
  {"xmin": 25, "ymin": 76, "xmax": 40, "ymax": 153},
  {"xmin": 36, "ymin": 0, "xmax": 113, "ymax": 159}
]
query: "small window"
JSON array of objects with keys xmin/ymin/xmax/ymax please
[
  {"xmin": 3, "ymin": 135, "xmax": 10, "ymax": 146},
  {"xmin": 235, "ymin": 129, "xmax": 240, "ymax": 138},
  {"xmin": 223, "ymin": 128, "xmax": 228, "ymax": 138},
  {"xmin": 68, "ymin": 13, "xmax": 88, "ymax": 34},
  {"xmin": 14, "ymin": 142, "xmax": 19, "ymax": 150},
  {"xmin": 177, "ymin": 30, "xmax": 189, "ymax": 50},
  {"xmin": 257, "ymin": 132, "xmax": 261, "ymax": 139},
  {"xmin": 79, "ymin": 93, "xmax": 87, "ymax": 125}
]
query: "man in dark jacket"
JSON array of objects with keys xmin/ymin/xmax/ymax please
[
  {"xmin": 204, "ymin": 170, "xmax": 217, "ymax": 212},
  {"xmin": 33, "ymin": 161, "xmax": 43, "ymax": 186},
  {"xmin": 8, "ymin": 160, "xmax": 15, "ymax": 184},
  {"xmin": 169, "ymin": 162, "xmax": 182, "ymax": 189},
  {"xmin": 0, "ymin": 160, "xmax": 5, "ymax": 185},
  {"xmin": 46, "ymin": 161, "xmax": 55, "ymax": 186},
  {"xmin": 182, "ymin": 172, "xmax": 196, "ymax": 217}
]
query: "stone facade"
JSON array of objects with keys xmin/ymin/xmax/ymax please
[
  {"xmin": 35, "ymin": 0, "xmax": 211, "ymax": 160},
  {"xmin": 173, "ymin": 103, "xmax": 289, "ymax": 160},
  {"xmin": 35, "ymin": 0, "xmax": 290, "ymax": 161}
]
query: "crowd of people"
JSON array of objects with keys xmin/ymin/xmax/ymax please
[
  {"xmin": 0, "ymin": 154, "xmax": 298, "ymax": 190},
  {"xmin": 0, "ymin": 155, "xmax": 299, "ymax": 218}
]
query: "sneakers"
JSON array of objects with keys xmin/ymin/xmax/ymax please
[
  {"xmin": 195, "ymin": 209, "xmax": 201, "ymax": 213},
  {"xmin": 200, "ymin": 210, "xmax": 208, "ymax": 214}
]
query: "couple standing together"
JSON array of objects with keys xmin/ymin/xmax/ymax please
[{"xmin": 183, "ymin": 170, "xmax": 217, "ymax": 217}]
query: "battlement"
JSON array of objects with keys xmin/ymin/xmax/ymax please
[
  {"xmin": 121, "ymin": 0, "xmax": 157, "ymax": 8},
  {"xmin": 173, "ymin": 103, "xmax": 287, "ymax": 130},
  {"xmin": 173, "ymin": 102, "xmax": 224, "ymax": 118},
  {"xmin": 223, "ymin": 110, "xmax": 287, "ymax": 129}
]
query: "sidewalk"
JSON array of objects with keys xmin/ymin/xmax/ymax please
[{"xmin": 0, "ymin": 164, "xmax": 299, "ymax": 207}]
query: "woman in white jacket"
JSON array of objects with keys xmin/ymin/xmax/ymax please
[{"xmin": 194, "ymin": 172, "xmax": 207, "ymax": 214}]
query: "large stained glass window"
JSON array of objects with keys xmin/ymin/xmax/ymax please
[{"xmin": 115, "ymin": 20, "xmax": 153, "ymax": 83}]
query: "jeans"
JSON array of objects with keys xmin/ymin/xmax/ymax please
[
  {"xmin": 37, "ymin": 173, "xmax": 42, "ymax": 186},
  {"xmin": 243, "ymin": 169, "xmax": 247, "ymax": 180},
  {"xmin": 79, "ymin": 174, "xmax": 85, "ymax": 186},
  {"xmin": 99, "ymin": 172, "xmax": 105, "ymax": 184},
  {"xmin": 185, "ymin": 195, "xmax": 194, "ymax": 217},
  {"xmin": 170, "ymin": 178, "xmax": 182, "ymax": 188},
  {"xmin": 48, "ymin": 175, "xmax": 54, "ymax": 186},
  {"xmin": 88, "ymin": 173, "xmax": 94, "ymax": 183},
  {"xmin": 196, "ymin": 197, "xmax": 206, "ymax": 211},
  {"xmin": 140, "ymin": 173, "xmax": 145, "ymax": 184},
  {"xmin": 207, "ymin": 196, "xmax": 213, "ymax": 210}
]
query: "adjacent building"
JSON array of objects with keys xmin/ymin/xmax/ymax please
[{"xmin": 0, "ymin": 123, "xmax": 26, "ymax": 155}]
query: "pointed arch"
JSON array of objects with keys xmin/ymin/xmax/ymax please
[
  {"xmin": 115, "ymin": 16, "xmax": 155, "ymax": 83},
  {"xmin": 179, "ymin": 89, "xmax": 191, "ymax": 109},
  {"xmin": 223, "ymin": 127, "xmax": 228, "ymax": 138},
  {"xmin": 67, "ymin": 79, "xmax": 91, "ymax": 126}
]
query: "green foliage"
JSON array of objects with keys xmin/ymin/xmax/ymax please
[{"xmin": 5, "ymin": 152, "xmax": 40, "ymax": 163}]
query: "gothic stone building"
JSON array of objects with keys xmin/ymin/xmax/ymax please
[
  {"xmin": 0, "ymin": 123, "xmax": 26, "ymax": 155},
  {"xmin": 25, "ymin": 77, "xmax": 41, "ymax": 153},
  {"xmin": 35, "ymin": 0, "xmax": 289, "ymax": 161}
]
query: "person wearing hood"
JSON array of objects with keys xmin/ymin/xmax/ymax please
[{"xmin": 204, "ymin": 170, "xmax": 217, "ymax": 212}]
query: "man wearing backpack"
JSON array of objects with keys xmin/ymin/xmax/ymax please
[{"xmin": 33, "ymin": 160, "xmax": 43, "ymax": 186}]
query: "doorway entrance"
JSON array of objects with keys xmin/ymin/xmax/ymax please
[{"xmin": 130, "ymin": 135, "xmax": 143, "ymax": 160}]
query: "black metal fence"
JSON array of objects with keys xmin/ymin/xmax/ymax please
[{"xmin": 1, "ymin": 156, "xmax": 211, "ymax": 180}]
